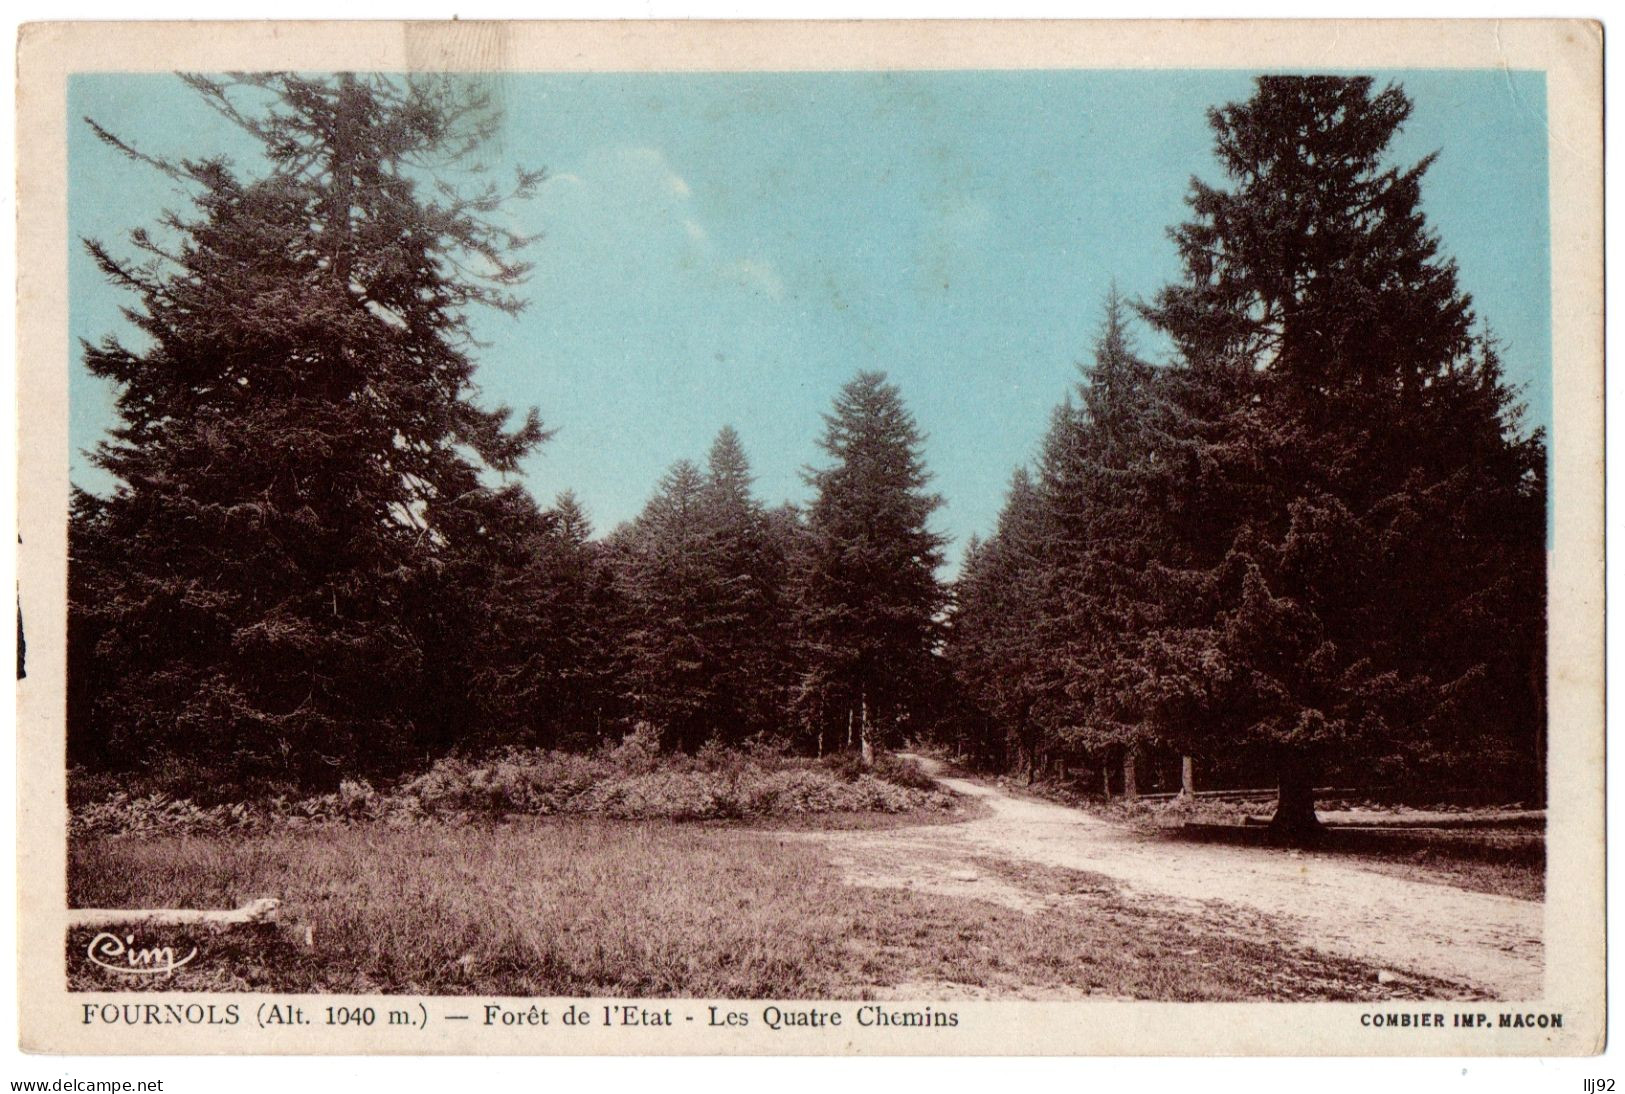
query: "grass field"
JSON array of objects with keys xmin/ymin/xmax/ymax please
[{"xmin": 68, "ymin": 816, "xmax": 1473, "ymax": 1000}]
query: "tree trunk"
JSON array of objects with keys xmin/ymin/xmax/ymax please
[
  {"xmin": 1123, "ymin": 750, "xmax": 1138, "ymax": 801},
  {"xmin": 846, "ymin": 707, "xmax": 853, "ymax": 751},
  {"xmin": 1530, "ymin": 647, "xmax": 1546, "ymax": 806},
  {"xmin": 1102, "ymin": 765, "xmax": 1112, "ymax": 800},
  {"xmin": 859, "ymin": 690, "xmax": 873, "ymax": 767},
  {"xmin": 1268, "ymin": 756, "xmax": 1323, "ymax": 841},
  {"xmin": 1180, "ymin": 755, "xmax": 1195, "ymax": 798},
  {"xmin": 328, "ymin": 78, "xmax": 362, "ymax": 288},
  {"xmin": 1533, "ymin": 715, "xmax": 1546, "ymax": 807}
]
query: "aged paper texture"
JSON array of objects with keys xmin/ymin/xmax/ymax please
[{"xmin": 16, "ymin": 19, "xmax": 1604, "ymax": 1056}]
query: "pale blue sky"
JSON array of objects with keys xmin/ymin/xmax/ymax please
[{"xmin": 68, "ymin": 70, "xmax": 1551, "ymax": 570}]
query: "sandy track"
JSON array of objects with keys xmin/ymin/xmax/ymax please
[{"xmin": 799, "ymin": 755, "xmax": 1542, "ymax": 999}]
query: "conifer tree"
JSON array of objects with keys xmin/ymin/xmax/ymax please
[
  {"xmin": 949, "ymin": 293, "xmax": 1169, "ymax": 788},
  {"xmin": 612, "ymin": 431, "xmax": 802, "ymax": 751},
  {"xmin": 799, "ymin": 372, "xmax": 947, "ymax": 764},
  {"xmin": 1032, "ymin": 293, "xmax": 1167, "ymax": 777},
  {"xmin": 1139, "ymin": 76, "xmax": 1547, "ymax": 832},
  {"xmin": 613, "ymin": 459, "xmax": 720, "ymax": 751},
  {"xmin": 697, "ymin": 427, "xmax": 798, "ymax": 743},
  {"xmin": 947, "ymin": 469, "xmax": 1050, "ymax": 774},
  {"xmin": 69, "ymin": 73, "xmax": 547, "ymax": 785},
  {"xmin": 455, "ymin": 491, "xmax": 624, "ymax": 751},
  {"xmin": 542, "ymin": 492, "xmax": 626, "ymax": 747}
]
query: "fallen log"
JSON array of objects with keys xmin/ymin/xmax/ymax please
[{"xmin": 67, "ymin": 898, "xmax": 280, "ymax": 930}]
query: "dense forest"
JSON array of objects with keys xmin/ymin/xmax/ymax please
[{"xmin": 67, "ymin": 73, "xmax": 1547, "ymax": 834}]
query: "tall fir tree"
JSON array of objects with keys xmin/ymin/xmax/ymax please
[
  {"xmin": 697, "ymin": 427, "xmax": 799, "ymax": 744},
  {"xmin": 453, "ymin": 490, "xmax": 624, "ymax": 752},
  {"xmin": 612, "ymin": 430, "xmax": 800, "ymax": 751},
  {"xmin": 799, "ymin": 371, "xmax": 947, "ymax": 764},
  {"xmin": 948, "ymin": 293, "xmax": 1170, "ymax": 788},
  {"xmin": 1032, "ymin": 293, "xmax": 1168, "ymax": 780},
  {"xmin": 68, "ymin": 73, "xmax": 546, "ymax": 785},
  {"xmin": 947, "ymin": 468, "xmax": 1050, "ymax": 775},
  {"xmin": 1138, "ymin": 76, "xmax": 1547, "ymax": 832},
  {"xmin": 612, "ymin": 459, "xmax": 721, "ymax": 751}
]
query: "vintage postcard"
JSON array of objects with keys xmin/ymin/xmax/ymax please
[{"xmin": 15, "ymin": 19, "xmax": 1604, "ymax": 1056}]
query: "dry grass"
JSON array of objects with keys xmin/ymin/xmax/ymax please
[
  {"xmin": 1144, "ymin": 818, "xmax": 1545, "ymax": 902},
  {"xmin": 69, "ymin": 818, "xmax": 1472, "ymax": 1000},
  {"xmin": 1306, "ymin": 833, "xmax": 1545, "ymax": 902}
]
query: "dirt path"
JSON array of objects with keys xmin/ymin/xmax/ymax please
[{"xmin": 800, "ymin": 755, "xmax": 1543, "ymax": 999}]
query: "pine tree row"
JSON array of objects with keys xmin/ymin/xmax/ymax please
[
  {"xmin": 66, "ymin": 71, "xmax": 949, "ymax": 789},
  {"xmin": 67, "ymin": 73, "xmax": 1547, "ymax": 820}
]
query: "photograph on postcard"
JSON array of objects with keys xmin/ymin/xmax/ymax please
[{"xmin": 16, "ymin": 20, "xmax": 1604, "ymax": 1055}]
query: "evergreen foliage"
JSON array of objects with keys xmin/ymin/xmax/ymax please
[
  {"xmin": 611, "ymin": 430, "xmax": 799, "ymax": 751},
  {"xmin": 1140, "ymin": 76, "xmax": 1546, "ymax": 829},
  {"xmin": 69, "ymin": 73, "xmax": 1546, "ymax": 819},
  {"xmin": 69, "ymin": 73, "xmax": 552, "ymax": 783},
  {"xmin": 798, "ymin": 372, "xmax": 948, "ymax": 763},
  {"xmin": 949, "ymin": 77, "xmax": 1547, "ymax": 832}
]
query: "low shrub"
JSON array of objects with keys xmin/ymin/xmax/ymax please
[
  {"xmin": 872, "ymin": 753, "xmax": 940, "ymax": 791},
  {"xmin": 71, "ymin": 744, "xmax": 956, "ymax": 837}
]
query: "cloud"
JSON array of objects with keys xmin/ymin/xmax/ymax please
[
  {"xmin": 538, "ymin": 143, "xmax": 785, "ymax": 305},
  {"xmin": 730, "ymin": 258, "xmax": 784, "ymax": 300},
  {"xmin": 538, "ymin": 146, "xmax": 692, "ymax": 215},
  {"xmin": 618, "ymin": 146, "xmax": 692, "ymax": 199}
]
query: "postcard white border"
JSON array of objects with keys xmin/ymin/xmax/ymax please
[{"xmin": 15, "ymin": 19, "xmax": 1605, "ymax": 1057}]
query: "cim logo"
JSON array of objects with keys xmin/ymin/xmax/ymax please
[{"xmin": 86, "ymin": 932, "xmax": 198, "ymax": 976}]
